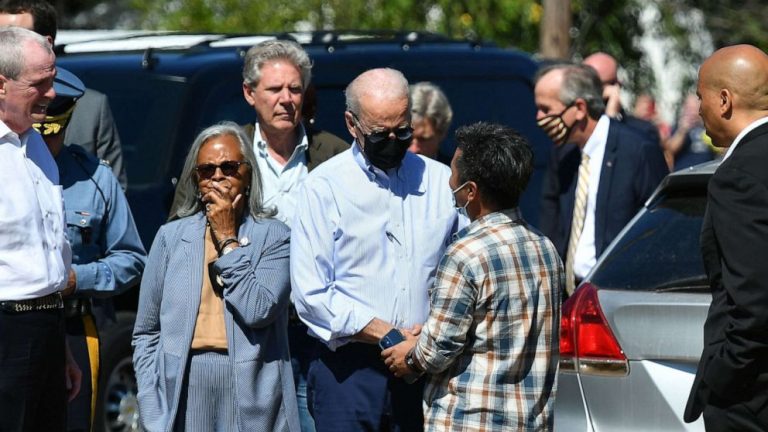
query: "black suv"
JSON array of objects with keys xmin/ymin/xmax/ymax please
[{"xmin": 57, "ymin": 31, "xmax": 548, "ymax": 432}]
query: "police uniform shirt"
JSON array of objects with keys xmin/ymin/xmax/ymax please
[{"xmin": 56, "ymin": 144, "xmax": 145, "ymax": 298}]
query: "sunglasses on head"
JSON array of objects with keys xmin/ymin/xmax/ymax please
[
  {"xmin": 195, "ymin": 160, "xmax": 249, "ymax": 179},
  {"xmin": 350, "ymin": 112, "xmax": 413, "ymax": 144}
]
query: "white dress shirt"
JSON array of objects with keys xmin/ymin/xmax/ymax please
[
  {"xmin": 722, "ymin": 116, "xmax": 768, "ymax": 162},
  {"xmin": 0, "ymin": 123, "xmax": 71, "ymax": 300},
  {"xmin": 290, "ymin": 143, "xmax": 461, "ymax": 350},
  {"xmin": 252, "ymin": 122, "xmax": 309, "ymax": 227},
  {"xmin": 574, "ymin": 115, "xmax": 610, "ymax": 279}
]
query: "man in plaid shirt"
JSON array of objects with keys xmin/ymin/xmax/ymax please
[{"xmin": 383, "ymin": 122, "xmax": 563, "ymax": 431}]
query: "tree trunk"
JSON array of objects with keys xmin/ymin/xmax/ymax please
[{"xmin": 540, "ymin": 0, "xmax": 571, "ymax": 59}]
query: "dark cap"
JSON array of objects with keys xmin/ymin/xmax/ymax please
[{"xmin": 48, "ymin": 67, "xmax": 85, "ymax": 116}]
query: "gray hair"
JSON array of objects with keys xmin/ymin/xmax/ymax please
[
  {"xmin": 536, "ymin": 63, "xmax": 605, "ymax": 119},
  {"xmin": 409, "ymin": 82, "xmax": 453, "ymax": 136},
  {"xmin": 172, "ymin": 121, "xmax": 275, "ymax": 221},
  {"xmin": 242, "ymin": 40, "xmax": 312, "ymax": 90},
  {"xmin": 0, "ymin": 26, "xmax": 52, "ymax": 80},
  {"xmin": 345, "ymin": 68, "xmax": 410, "ymax": 115}
]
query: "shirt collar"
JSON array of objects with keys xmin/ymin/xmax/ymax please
[
  {"xmin": 582, "ymin": 115, "xmax": 610, "ymax": 158},
  {"xmin": 350, "ymin": 140, "xmax": 411, "ymax": 185},
  {"xmin": 253, "ymin": 121, "xmax": 309, "ymax": 160},
  {"xmin": 722, "ymin": 116, "xmax": 768, "ymax": 161},
  {"xmin": 0, "ymin": 119, "xmax": 21, "ymax": 147},
  {"xmin": 454, "ymin": 208, "xmax": 524, "ymax": 240}
]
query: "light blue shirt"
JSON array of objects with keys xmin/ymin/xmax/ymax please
[
  {"xmin": 290, "ymin": 143, "xmax": 461, "ymax": 350},
  {"xmin": 252, "ymin": 122, "xmax": 309, "ymax": 227},
  {"xmin": 57, "ymin": 145, "xmax": 146, "ymax": 298}
]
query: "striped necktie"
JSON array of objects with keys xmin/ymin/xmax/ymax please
[{"xmin": 566, "ymin": 152, "xmax": 590, "ymax": 295}]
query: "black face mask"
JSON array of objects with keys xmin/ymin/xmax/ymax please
[
  {"xmin": 361, "ymin": 134, "xmax": 413, "ymax": 170},
  {"xmin": 351, "ymin": 112, "xmax": 413, "ymax": 170}
]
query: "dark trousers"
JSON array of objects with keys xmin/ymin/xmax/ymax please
[
  {"xmin": 66, "ymin": 313, "xmax": 100, "ymax": 432},
  {"xmin": 307, "ymin": 342, "xmax": 424, "ymax": 432},
  {"xmin": 703, "ymin": 395, "xmax": 768, "ymax": 432},
  {"xmin": 0, "ymin": 308, "xmax": 66, "ymax": 432}
]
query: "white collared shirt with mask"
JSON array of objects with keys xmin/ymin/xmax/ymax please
[
  {"xmin": 0, "ymin": 123, "xmax": 71, "ymax": 300},
  {"xmin": 252, "ymin": 122, "xmax": 309, "ymax": 227},
  {"xmin": 573, "ymin": 114, "xmax": 610, "ymax": 280}
]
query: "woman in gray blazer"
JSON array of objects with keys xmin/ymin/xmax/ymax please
[{"xmin": 132, "ymin": 122, "xmax": 299, "ymax": 431}]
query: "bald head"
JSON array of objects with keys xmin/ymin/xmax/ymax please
[
  {"xmin": 700, "ymin": 45, "xmax": 768, "ymax": 112},
  {"xmin": 583, "ymin": 52, "xmax": 618, "ymax": 85},
  {"xmin": 345, "ymin": 68, "xmax": 409, "ymax": 115},
  {"xmin": 697, "ymin": 44, "xmax": 768, "ymax": 146}
]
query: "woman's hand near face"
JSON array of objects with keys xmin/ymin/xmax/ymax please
[
  {"xmin": 203, "ymin": 180, "xmax": 244, "ymax": 241},
  {"xmin": 195, "ymin": 133, "xmax": 251, "ymax": 245}
]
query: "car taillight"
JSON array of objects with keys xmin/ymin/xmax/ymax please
[{"xmin": 560, "ymin": 282, "xmax": 628, "ymax": 376}]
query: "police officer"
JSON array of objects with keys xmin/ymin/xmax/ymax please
[{"xmin": 34, "ymin": 68, "xmax": 147, "ymax": 432}]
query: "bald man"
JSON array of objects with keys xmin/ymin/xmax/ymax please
[
  {"xmin": 583, "ymin": 52, "xmax": 661, "ymax": 147},
  {"xmin": 290, "ymin": 68, "xmax": 462, "ymax": 431},
  {"xmin": 684, "ymin": 45, "xmax": 768, "ymax": 430}
]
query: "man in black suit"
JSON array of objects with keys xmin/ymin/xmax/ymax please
[
  {"xmin": 535, "ymin": 64, "xmax": 667, "ymax": 295},
  {"xmin": 684, "ymin": 44, "xmax": 768, "ymax": 431},
  {"xmin": 583, "ymin": 52, "xmax": 662, "ymax": 147}
]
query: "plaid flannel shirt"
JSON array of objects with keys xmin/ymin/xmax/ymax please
[{"xmin": 413, "ymin": 208, "xmax": 564, "ymax": 431}]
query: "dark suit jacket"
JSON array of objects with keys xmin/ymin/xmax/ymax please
[
  {"xmin": 684, "ymin": 122, "xmax": 768, "ymax": 424},
  {"xmin": 241, "ymin": 123, "xmax": 349, "ymax": 172},
  {"xmin": 539, "ymin": 119, "xmax": 668, "ymax": 260},
  {"xmin": 65, "ymin": 88, "xmax": 127, "ymax": 189},
  {"xmin": 621, "ymin": 110, "xmax": 661, "ymax": 148}
]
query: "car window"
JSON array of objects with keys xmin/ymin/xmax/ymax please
[
  {"xmin": 80, "ymin": 73, "xmax": 187, "ymax": 187},
  {"xmin": 591, "ymin": 191, "xmax": 708, "ymax": 292}
]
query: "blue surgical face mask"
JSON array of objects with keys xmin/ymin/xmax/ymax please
[{"xmin": 451, "ymin": 181, "xmax": 470, "ymax": 218}]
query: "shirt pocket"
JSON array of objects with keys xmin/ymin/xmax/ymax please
[
  {"xmin": 413, "ymin": 215, "xmax": 455, "ymax": 271},
  {"xmin": 65, "ymin": 209, "xmax": 103, "ymax": 261}
]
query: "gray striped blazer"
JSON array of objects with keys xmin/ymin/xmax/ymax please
[{"xmin": 132, "ymin": 213, "xmax": 299, "ymax": 432}]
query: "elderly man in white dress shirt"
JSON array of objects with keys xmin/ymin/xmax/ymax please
[{"xmin": 0, "ymin": 26, "xmax": 79, "ymax": 431}]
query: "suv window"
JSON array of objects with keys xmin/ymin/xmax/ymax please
[
  {"xmin": 88, "ymin": 73, "xmax": 188, "ymax": 187},
  {"xmin": 590, "ymin": 190, "xmax": 708, "ymax": 292}
]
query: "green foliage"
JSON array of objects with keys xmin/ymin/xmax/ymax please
[
  {"xmin": 125, "ymin": 0, "xmax": 653, "ymax": 90},
  {"xmin": 657, "ymin": 0, "xmax": 768, "ymax": 52},
  {"xmin": 571, "ymin": 0, "xmax": 650, "ymax": 93},
  {"xmin": 128, "ymin": 0, "xmax": 543, "ymax": 52}
]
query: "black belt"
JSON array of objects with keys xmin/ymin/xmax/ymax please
[
  {"xmin": 0, "ymin": 292, "xmax": 64, "ymax": 313},
  {"xmin": 64, "ymin": 298, "xmax": 93, "ymax": 318}
]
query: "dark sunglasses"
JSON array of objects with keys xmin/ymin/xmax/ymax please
[
  {"xmin": 195, "ymin": 160, "xmax": 249, "ymax": 179},
  {"xmin": 350, "ymin": 111, "xmax": 413, "ymax": 144}
]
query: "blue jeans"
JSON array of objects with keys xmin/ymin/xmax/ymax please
[{"xmin": 289, "ymin": 323, "xmax": 317, "ymax": 432}]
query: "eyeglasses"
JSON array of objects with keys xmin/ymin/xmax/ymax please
[
  {"xmin": 350, "ymin": 111, "xmax": 413, "ymax": 144},
  {"xmin": 195, "ymin": 160, "xmax": 249, "ymax": 179}
]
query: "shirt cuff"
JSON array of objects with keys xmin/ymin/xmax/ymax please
[
  {"xmin": 73, "ymin": 262, "xmax": 113, "ymax": 294},
  {"xmin": 413, "ymin": 333, "xmax": 452, "ymax": 374},
  {"xmin": 323, "ymin": 305, "xmax": 377, "ymax": 350}
]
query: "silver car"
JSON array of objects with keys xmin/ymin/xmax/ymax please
[{"xmin": 554, "ymin": 162, "xmax": 717, "ymax": 431}]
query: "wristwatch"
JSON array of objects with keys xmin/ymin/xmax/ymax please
[
  {"xmin": 221, "ymin": 241, "xmax": 240, "ymax": 256},
  {"xmin": 405, "ymin": 348, "xmax": 424, "ymax": 374}
]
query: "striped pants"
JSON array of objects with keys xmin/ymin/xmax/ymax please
[{"xmin": 174, "ymin": 350, "xmax": 236, "ymax": 432}]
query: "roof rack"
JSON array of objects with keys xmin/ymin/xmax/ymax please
[{"xmin": 56, "ymin": 30, "xmax": 487, "ymax": 55}]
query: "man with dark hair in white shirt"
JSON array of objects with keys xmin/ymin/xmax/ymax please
[{"xmin": 0, "ymin": 26, "xmax": 80, "ymax": 431}]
